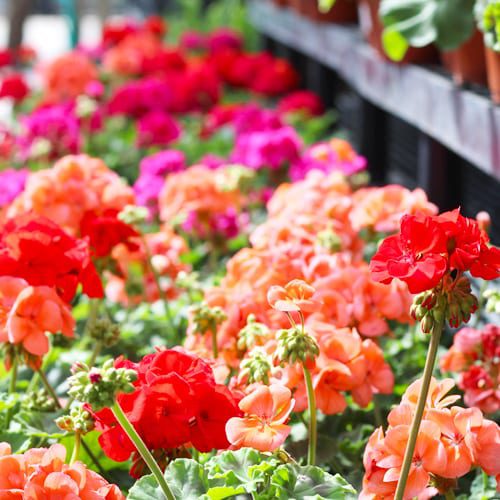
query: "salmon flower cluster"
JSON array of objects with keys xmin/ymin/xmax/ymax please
[
  {"xmin": 361, "ymin": 378, "xmax": 500, "ymax": 499},
  {"xmin": 6, "ymin": 154, "xmax": 134, "ymax": 236},
  {"xmin": 0, "ymin": 442, "xmax": 124, "ymax": 499},
  {"xmin": 158, "ymin": 165, "xmax": 247, "ymax": 240},
  {"xmin": 441, "ymin": 324, "xmax": 500, "ymax": 414}
]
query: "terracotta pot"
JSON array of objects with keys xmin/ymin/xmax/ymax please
[
  {"xmin": 300, "ymin": 0, "xmax": 358, "ymax": 23},
  {"xmin": 485, "ymin": 47, "xmax": 500, "ymax": 104},
  {"xmin": 357, "ymin": 0, "xmax": 437, "ymax": 65},
  {"xmin": 289, "ymin": 0, "xmax": 308, "ymax": 15},
  {"xmin": 441, "ymin": 30, "xmax": 487, "ymax": 86}
]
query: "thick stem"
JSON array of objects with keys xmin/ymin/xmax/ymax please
[
  {"xmin": 37, "ymin": 369, "xmax": 62, "ymax": 409},
  {"xmin": 112, "ymin": 401, "xmax": 175, "ymax": 500},
  {"xmin": 141, "ymin": 235, "xmax": 176, "ymax": 334},
  {"xmin": 9, "ymin": 357, "xmax": 17, "ymax": 394},
  {"xmin": 302, "ymin": 364, "xmax": 317, "ymax": 466},
  {"xmin": 70, "ymin": 431, "xmax": 81, "ymax": 464},
  {"xmin": 394, "ymin": 318, "xmax": 444, "ymax": 500},
  {"xmin": 211, "ymin": 327, "xmax": 219, "ymax": 359}
]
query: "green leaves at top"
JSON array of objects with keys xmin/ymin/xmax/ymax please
[
  {"xmin": 127, "ymin": 448, "xmax": 356, "ymax": 500},
  {"xmin": 379, "ymin": 0, "xmax": 476, "ymax": 60}
]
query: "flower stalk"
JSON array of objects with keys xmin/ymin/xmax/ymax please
[
  {"xmin": 394, "ymin": 316, "xmax": 445, "ymax": 500},
  {"xmin": 112, "ymin": 401, "xmax": 175, "ymax": 500},
  {"xmin": 70, "ymin": 431, "xmax": 81, "ymax": 465},
  {"xmin": 37, "ymin": 368, "xmax": 62, "ymax": 409},
  {"xmin": 302, "ymin": 363, "xmax": 317, "ymax": 466}
]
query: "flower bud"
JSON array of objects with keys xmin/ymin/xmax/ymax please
[
  {"xmin": 118, "ymin": 205, "xmax": 148, "ymax": 226},
  {"xmin": 275, "ymin": 327, "xmax": 319, "ymax": 365},
  {"xmin": 240, "ymin": 347, "xmax": 273, "ymax": 385},
  {"xmin": 89, "ymin": 318, "xmax": 121, "ymax": 348},
  {"xmin": 67, "ymin": 360, "xmax": 137, "ymax": 411},
  {"xmin": 190, "ymin": 302, "xmax": 227, "ymax": 335},
  {"xmin": 237, "ymin": 314, "xmax": 270, "ymax": 352},
  {"xmin": 56, "ymin": 402, "xmax": 95, "ymax": 434},
  {"xmin": 23, "ymin": 389, "xmax": 58, "ymax": 412},
  {"xmin": 420, "ymin": 314, "xmax": 434, "ymax": 334},
  {"xmin": 316, "ymin": 229, "xmax": 342, "ymax": 253}
]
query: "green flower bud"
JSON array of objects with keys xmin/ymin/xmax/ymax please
[
  {"xmin": 316, "ymin": 228, "xmax": 342, "ymax": 253},
  {"xmin": 237, "ymin": 314, "xmax": 270, "ymax": 352},
  {"xmin": 240, "ymin": 347, "xmax": 273, "ymax": 384},
  {"xmin": 118, "ymin": 205, "xmax": 148, "ymax": 226},
  {"xmin": 190, "ymin": 302, "xmax": 227, "ymax": 335},
  {"xmin": 175, "ymin": 271, "xmax": 203, "ymax": 296},
  {"xmin": 67, "ymin": 360, "xmax": 137, "ymax": 411},
  {"xmin": 215, "ymin": 165, "xmax": 255, "ymax": 193},
  {"xmin": 89, "ymin": 318, "xmax": 121, "ymax": 347},
  {"xmin": 56, "ymin": 402, "xmax": 95, "ymax": 434},
  {"xmin": 75, "ymin": 95, "xmax": 97, "ymax": 118},
  {"xmin": 275, "ymin": 327, "xmax": 319, "ymax": 365},
  {"xmin": 23, "ymin": 389, "xmax": 58, "ymax": 412}
]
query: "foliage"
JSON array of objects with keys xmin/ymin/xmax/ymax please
[
  {"xmin": 379, "ymin": 0, "xmax": 476, "ymax": 60},
  {"xmin": 128, "ymin": 448, "xmax": 357, "ymax": 499}
]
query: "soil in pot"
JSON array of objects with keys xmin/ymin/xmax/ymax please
[
  {"xmin": 485, "ymin": 47, "xmax": 500, "ymax": 104},
  {"xmin": 441, "ymin": 30, "xmax": 487, "ymax": 86}
]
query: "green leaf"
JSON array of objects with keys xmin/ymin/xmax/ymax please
[
  {"xmin": 206, "ymin": 485, "xmax": 247, "ymax": 499},
  {"xmin": 379, "ymin": 0, "xmax": 475, "ymax": 51},
  {"xmin": 469, "ymin": 470, "xmax": 498, "ymax": 500},
  {"xmin": 382, "ymin": 28, "xmax": 410, "ymax": 61},
  {"xmin": 127, "ymin": 473, "xmax": 165, "ymax": 500},
  {"xmin": 207, "ymin": 448, "xmax": 278, "ymax": 493},
  {"xmin": 270, "ymin": 465, "xmax": 357, "ymax": 500},
  {"xmin": 165, "ymin": 459, "xmax": 210, "ymax": 499},
  {"xmin": 318, "ymin": 0, "xmax": 336, "ymax": 13}
]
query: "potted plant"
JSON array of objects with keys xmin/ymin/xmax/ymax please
[
  {"xmin": 357, "ymin": 0, "xmax": 437, "ymax": 64},
  {"xmin": 289, "ymin": 0, "xmax": 357, "ymax": 23},
  {"xmin": 379, "ymin": 0, "xmax": 485, "ymax": 80},
  {"xmin": 476, "ymin": 0, "xmax": 500, "ymax": 102}
]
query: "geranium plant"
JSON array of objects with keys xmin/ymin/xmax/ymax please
[{"xmin": 379, "ymin": 0, "xmax": 476, "ymax": 60}]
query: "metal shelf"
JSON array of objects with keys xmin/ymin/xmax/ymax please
[{"xmin": 249, "ymin": 0, "xmax": 500, "ymax": 179}]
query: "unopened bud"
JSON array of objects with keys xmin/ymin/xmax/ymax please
[
  {"xmin": 118, "ymin": 205, "xmax": 148, "ymax": 226},
  {"xmin": 275, "ymin": 327, "xmax": 319, "ymax": 365}
]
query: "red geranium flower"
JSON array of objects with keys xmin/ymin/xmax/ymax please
[
  {"xmin": 0, "ymin": 73, "xmax": 29, "ymax": 103},
  {"xmin": 93, "ymin": 349, "xmax": 240, "ymax": 469},
  {"xmin": 370, "ymin": 214, "xmax": 448, "ymax": 294},
  {"xmin": 80, "ymin": 210, "xmax": 139, "ymax": 258},
  {"xmin": 0, "ymin": 214, "xmax": 103, "ymax": 302}
]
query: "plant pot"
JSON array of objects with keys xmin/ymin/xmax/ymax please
[
  {"xmin": 300, "ymin": 0, "xmax": 358, "ymax": 23},
  {"xmin": 357, "ymin": 0, "xmax": 437, "ymax": 65},
  {"xmin": 289, "ymin": 0, "xmax": 308, "ymax": 15},
  {"xmin": 272, "ymin": 0, "xmax": 290, "ymax": 7},
  {"xmin": 485, "ymin": 47, "xmax": 500, "ymax": 104},
  {"xmin": 441, "ymin": 30, "xmax": 487, "ymax": 86}
]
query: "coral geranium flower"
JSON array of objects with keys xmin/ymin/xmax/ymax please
[
  {"xmin": 6, "ymin": 285, "xmax": 75, "ymax": 356},
  {"xmin": 226, "ymin": 384, "xmax": 294, "ymax": 452},
  {"xmin": 267, "ymin": 279, "xmax": 322, "ymax": 313}
]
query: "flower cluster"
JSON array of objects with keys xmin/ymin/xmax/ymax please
[
  {"xmin": 0, "ymin": 442, "xmax": 124, "ymax": 498},
  {"xmin": 91, "ymin": 349, "xmax": 241, "ymax": 475},
  {"xmin": 361, "ymin": 378, "xmax": 500, "ymax": 499},
  {"xmin": 441, "ymin": 324, "xmax": 499, "ymax": 414},
  {"xmin": 7, "ymin": 154, "xmax": 134, "ymax": 236}
]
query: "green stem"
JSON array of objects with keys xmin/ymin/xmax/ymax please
[
  {"xmin": 9, "ymin": 357, "xmax": 18, "ymax": 394},
  {"xmin": 81, "ymin": 438, "xmax": 106, "ymax": 477},
  {"xmin": 394, "ymin": 318, "xmax": 444, "ymax": 500},
  {"xmin": 84, "ymin": 299, "xmax": 100, "ymax": 337},
  {"xmin": 302, "ymin": 364, "xmax": 317, "ymax": 466},
  {"xmin": 112, "ymin": 401, "xmax": 175, "ymax": 500},
  {"xmin": 70, "ymin": 431, "xmax": 81, "ymax": 464},
  {"xmin": 141, "ymin": 235, "xmax": 176, "ymax": 334},
  {"xmin": 373, "ymin": 394, "xmax": 383, "ymax": 428},
  {"xmin": 211, "ymin": 327, "xmax": 219, "ymax": 359},
  {"xmin": 87, "ymin": 341, "xmax": 102, "ymax": 368},
  {"xmin": 37, "ymin": 369, "xmax": 62, "ymax": 409}
]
